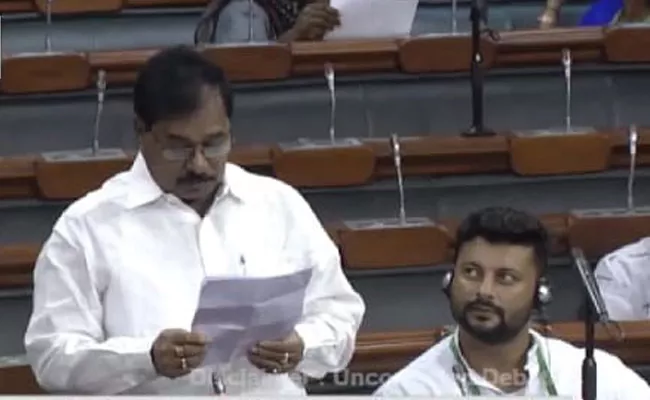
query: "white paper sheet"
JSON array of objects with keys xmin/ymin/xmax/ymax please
[
  {"xmin": 325, "ymin": 0, "xmax": 418, "ymax": 40},
  {"xmin": 191, "ymin": 268, "xmax": 312, "ymax": 366}
]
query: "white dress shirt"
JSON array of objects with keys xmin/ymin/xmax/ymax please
[
  {"xmin": 594, "ymin": 238, "xmax": 650, "ymax": 320},
  {"xmin": 24, "ymin": 153, "xmax": 365, "ymax": 395},
  {"xmin": 374, "ymin": 329, "xmax": 650, "ymax": 398}
]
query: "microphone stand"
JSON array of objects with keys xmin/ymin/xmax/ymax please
[
  {"xmin": 572, "ymin": 247, "xmax": 605, "ymax": 400},
  {"xmin": 462, "ymin": 0, "xmax": 496, "ymax": 137},
  {"xmin": 582, "ymin": 291, "xmax": 597, "ymax": 400}
]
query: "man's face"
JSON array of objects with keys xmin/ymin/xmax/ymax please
[
  {"xmin": 450, "ymin": 237, "xmax": 538, "ymax": 344},
  {"xmin": 139, "ymin": 86, "xmax": 231, "ymax": 211}
]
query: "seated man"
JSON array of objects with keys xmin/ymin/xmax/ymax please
[
  {"xmin": 593, "ymin": 238, "xmax": 650, "ymax": 320},
  {"xmin": 24, "ymin": 45, "xmax": 365, "ymax": 395},
  {"xmin": 194, "ymin": 0, "xmax": 340, "ymax": 44},
  {"xmin": 374, "ymin": 207, "xmax": 649, "ymax": 397}
]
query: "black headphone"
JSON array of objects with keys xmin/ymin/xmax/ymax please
[{"xmin": 441, "ymin": 269, "xmax": 552, "ymax": 309}]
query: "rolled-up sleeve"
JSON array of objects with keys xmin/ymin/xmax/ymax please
[
  {"xmin": 594, "ymin": 248, "xmax": 650, "ymax": 321},
  {"xmin": 281, "ymin": 186, "xmax": 366, "ymax": 379},
  {"xmin": 24, "ymin": 223, "xmax": 158, "ymax": 394}
]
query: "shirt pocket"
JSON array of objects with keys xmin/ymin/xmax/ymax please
[{"xmin": 234, "ymin": 212, "xmax": 307, "ymax": 278}]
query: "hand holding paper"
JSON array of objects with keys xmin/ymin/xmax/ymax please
[
  {"xmin": 283, "ymin": 0, "xmax": 340, "ymax": 41},
  {"xmin": 325, "ymin": 0, "xmax": 418, "ymax": 40},
  {"xmin": 191, "ymin": 268, "xmax": 312, "ymax": 367},
  {"xmin": 150, "ymin": 329, "xmax": 210, "ymax": 379},
  {"xmin": 248, "ymin": 331, "xmax": 305, "ymax": 374}
]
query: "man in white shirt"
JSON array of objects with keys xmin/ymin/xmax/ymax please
[
  {"xmin": 24, "ymin": 45, "xmax": 365, "ymax": 395},
  {"xmin": 593, "ymin": 238, "xmax": 650, "ymax": 320},
  {"xmin": 374, "ymin": 207, "xmax": 650, "ymax": 397}
]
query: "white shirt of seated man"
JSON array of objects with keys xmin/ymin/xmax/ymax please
[
  {"xmin": 24, "ymin": 46, "xmax": 365, "ymax": 396},
  {"xmin": 594, "ymin": 237, "xmax": 650, "ymax": 320},
  {"xmin": 374, "ymin": 207, "xmax": 650, "ymax": 398}
]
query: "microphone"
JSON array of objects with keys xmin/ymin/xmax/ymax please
[
  {"xmin": 450, "ymin": 0, "xmax": 458, "ymax": 34},
  {"xmin": 45, "ymin": 0, "xmax": 53, "ymax": 52},
  {"xmin": 390, "ymin": 133, "xmax": 406, "ymax": 225},
  {"xmin": 572, "ymin": 247, "xmax": 624, "ymax": 339},
  {"xmin": 324, "ymin": 63, "xmax": 336, "ymax": 144},
  {"xmin": 628, "ymin": 125, "xmax": 638, "ymax": 212},
  {"xmin": 571, "ymin": 247, "xmax": 624, "ymax": 400},
  {"xmin": 562, "ymin": 49, "xmax": 572, "ymax": 132},
  {"xmin": 248, "ymin": 0, "xmax": 254, "ymax": 42},
  {"xmin": 286, "ymin": 62, "xmax": 360, "ymax": 149},
  {"xmin": 572, "ymin": 247, "xmax": 609, "ymax": 320},
  {"xmin": 92, "ymin": 69, "xmax": 107, "ymax": 156}
]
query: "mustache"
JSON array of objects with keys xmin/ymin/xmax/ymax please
[
  {"xmin": 177, "ymin": 175, "xmax": 211, "ymax": 185},
  {"xmin": 464, "ymin": 299, "xmax": 504, "ymax": 316}
]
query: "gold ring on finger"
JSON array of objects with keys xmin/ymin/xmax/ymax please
[
  {"xmin": 181, "ymin": 356, "xmax": 188, "ymax": 371},
  {"xmin": 175, "ymin": 345, "xmax": 184, "ymax": 358}
]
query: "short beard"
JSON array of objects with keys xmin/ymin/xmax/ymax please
[{"xmin": 451, "ymin": 297, "xmax": 532, "ymax": 345}]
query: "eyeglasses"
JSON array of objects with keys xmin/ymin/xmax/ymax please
[
  {"xmin": 152, "ymin": 133, "xmax": 232, "ymax": 161},
  {"xmin": 161, "ymin": 140, "xmax": 232, "ymax": 161}
]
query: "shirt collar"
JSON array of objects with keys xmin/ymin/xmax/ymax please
[
  {"xmin": 450, "ymin": 327, "xmax": 545, "ymax": 393},
  {"xmin": 122, "ymin": 152, "xmax": 249, "ymax": 210}
]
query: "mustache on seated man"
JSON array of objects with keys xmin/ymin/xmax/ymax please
[
  {"xmin": 195, "ymin": 0, "xmax": 341, "ymax": 44},
  {"xmin": 374, "ymin": 206, "xmax": 650, "ymax": 398}
]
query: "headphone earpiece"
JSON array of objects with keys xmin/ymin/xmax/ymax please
[
  {"xmin": 441, "ymin": 270, "xmax": 453, "ymax": 298},
  {"xmin": 536, "ymin": 276, "xmax": 552, "ymax": 306},
  {"xmin": 441, "ymin": 269, "xmax": 553, "ymax": 309}
]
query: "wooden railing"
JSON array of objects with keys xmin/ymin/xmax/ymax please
[
  {"xmin": 2, "ymin": 320, "xmax": 650, "ymax": 393},
  {"xmin": 2, "ymin": 26, "xmax": 649, "ymax": 94}
]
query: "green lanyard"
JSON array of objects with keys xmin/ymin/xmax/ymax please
[{"xmin": 450, "ymin": 336, "xmax": 558, "ymax": 396}]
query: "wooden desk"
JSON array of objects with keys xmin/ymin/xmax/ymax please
[{"xmin": 2, "ymin": 26, "xmax": 650, "ymax": 94}]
